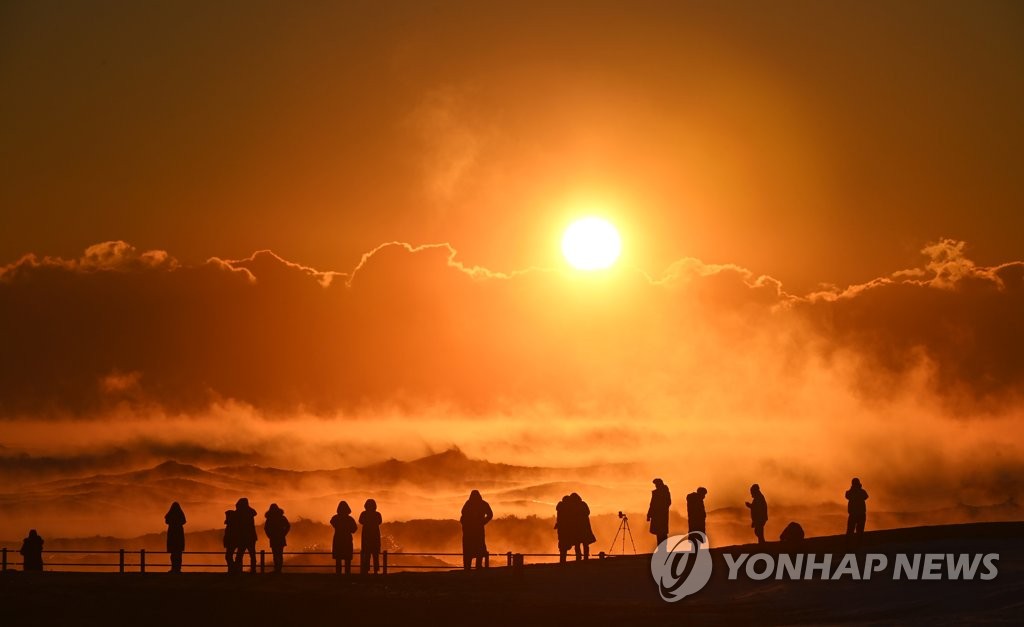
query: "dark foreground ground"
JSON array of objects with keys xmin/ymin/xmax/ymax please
[{"xmin": 1, "ymin": 522, "xmax": 1021, "ymax": 626}]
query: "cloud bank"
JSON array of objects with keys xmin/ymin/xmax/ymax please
[{"xmin": 0, "ymin": 239, "xmax": 1021, "ymax": 521}]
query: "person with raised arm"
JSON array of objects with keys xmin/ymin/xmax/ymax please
[{"xmin": 745, "ymin": 484, "xmax": 768, "ymax": 544}]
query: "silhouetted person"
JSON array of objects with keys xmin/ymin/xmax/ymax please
[
  {"xmin": 555, "ymin": 495, "xmax": 573, "ymax": 563},
  {"xmin": 223, "ymin": 508, "xmax": 239, "ymax": 573},
  {"xmin": 686, "ymin": 487, "xmax": 707, "ymax": 536},
  {"xmin": 264, "ymin": 503, "xmax": 291, "ymax": 574},
  {"xmin": 570, "ymin": 493, "xmax": 596, "ymax": 560},
  {"xmin": 460, "ymin": 490, "xmax": 494, "ymax": 570},
  {"xmin": 646, "ymin": 478, "xmax": 671, "ymax": 547},
  {"xmin": 20, "ymin": 530, "xmax": 43, "ymax": 572},
  {"xmin": 331, "ymin": 501, "xmax": 358, "ymax": 574},
  {"xmin": 745, "ymin": 484, "xmax": 768, "ymax": 544},
  {"xmin": 780, "ymin": 521, "xmax": 805, "ymax": 545},
  {"xmin": 359, "ymin": 499, "xmax": 382, "ymax": 574},
  {"xmin": 845, "ymin": 478, "xmax": 868, "ymax": 542},
  {"xmin": 164, "ymin": 502, "xmax": 186, "ymax": 572},
  {"xmin": 233, "ymin": 497, "xmax": 258, "ymax": 573}
]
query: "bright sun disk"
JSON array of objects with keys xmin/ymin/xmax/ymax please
[{"xmin": 561, "ymin": 217, "xmax": 622, "ymax": 270}]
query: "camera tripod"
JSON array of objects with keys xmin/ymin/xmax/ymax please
[{"xmin": 608, "ymin": 513, "xmax": 637, "ymax": 555}]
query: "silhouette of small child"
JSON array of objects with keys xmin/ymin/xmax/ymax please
[
  {"xmin": 358, "ymin": 499, "xmax": 383, "ymax": 574},
  {"xmin": 331, "ymin": 501, "xmax": 358, "ymax": 574}
]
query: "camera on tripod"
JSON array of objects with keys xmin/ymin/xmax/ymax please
[{"xmin": 610, "ymin": 510, "xmax": 636, "ymax": 554}]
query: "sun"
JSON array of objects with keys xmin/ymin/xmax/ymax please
[{"xmin": 561, "ymin": 217, "xmax": 622, "ymax": 270}]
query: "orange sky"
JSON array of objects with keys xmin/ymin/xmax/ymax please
[
  {"xmin": 1, "ymin": 2, "xmax": 1023, "ymax": 529},
  {"xmin": 2, "ymin": 1, "xmax": 1023, "ymax": 291}
]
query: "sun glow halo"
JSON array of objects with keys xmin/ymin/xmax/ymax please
[{"xmin": 561, "ymin": 217, "xmax": 622, "ymax": 271}]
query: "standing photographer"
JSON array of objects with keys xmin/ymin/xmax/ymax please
[{"xmin": 647, "ymin": 478, "xmax": 671, "ymax": 547}]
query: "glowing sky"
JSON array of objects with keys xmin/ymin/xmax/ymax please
[
  {"xmin": 2, "ymin": 1, "xmax": 1023, "ymax": 290},
  {"xmin": 1, "ymin": 2, "xmax": 1023, "ymax": 530}
]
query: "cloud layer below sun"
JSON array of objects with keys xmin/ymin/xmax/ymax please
[{"xmin": 0, "ymin": 239, "xmax": 1021, "ymax": 517}]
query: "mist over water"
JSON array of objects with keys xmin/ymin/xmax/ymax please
[{"xmin": 1, "ymin": 239, "xmax": 1021, "ymax": 547}]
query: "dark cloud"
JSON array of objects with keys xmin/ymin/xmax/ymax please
[
  {"xmin": 798, "ymin": 240, "xmax": 1024, "ymax": 412},
  {"xmin": 0, "ymin": 239, "xmax": 1021, "ymax": 418}
]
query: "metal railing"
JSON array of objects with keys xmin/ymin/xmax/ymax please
[{"xmin": 0, "ymin": 548, "xmax": 619, "ymax": 574}]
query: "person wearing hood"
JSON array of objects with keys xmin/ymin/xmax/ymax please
[
  {"xmin": 164, "ymin": 502, "xmax": 187, "ymax": 572},
  {"xmin": 264, "ymin": 503, "xmax": 291, "ymax": 573},
  {"xmin": 330, "ymin": 501, "xmax": 358, "ymax": 574},
  {"xmin": 20, "ymin": 529, "xmax": 44, "ymax": 572},
  {"xmin": 358, "ymin": 499, "xmax": 383, "ymax": 574},
  {"xmin": 233, "ymin": 497, "xmax": 258, "ymax": 574},
  {"xmin": 460, "ymin": 490, "xmax": 494, "ymax": 570}
]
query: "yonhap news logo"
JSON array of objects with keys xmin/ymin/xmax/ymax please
[
  {"xmin": 722, "ymin": 552, "xmax": 999, "ymax": 582},
  {"xmin": 650, "ymin": 532, "xmax": 713, "ymax": 602},
  {"xmin": 651, "ymin": 535, "xmax": 1000, "ymax": 603}
]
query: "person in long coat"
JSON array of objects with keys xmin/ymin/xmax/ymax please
[
  {"xmin": 358, "ymin": 499, "xmax": 383, "ymax": 574},
  {"xmin": 264, "ymin": 503, "xmax": 291, "ymax": 573},
  {"xmin": 330, "ymin": 501, "xmax": 358, "ymax": 574},
  {"xmin": 233, "ymin": 497, "xmax": 259, "ymax": 574},
  {"xmin": 164, "ymin": 502, "xmax": 187, "ymax": 572},
  {"xmin": 554, "ymin": 495, "xmax": 577, "ymax": 563},
  {"xmin": 745, "ymin": 484, "xmax": 768, "ymax": 544},
  {"xmin": 20, "ymin": 529, "xmax": 44, "ymax": 572},
  {"xmin": 686, "ymin": 487, "xmax": 708, "ymax": 536},
  {"xmin": 460, "ymin": 490, "xmax": 494, "ymax": 570},
  {"xmin": 646, "ymin": 478, "xmax": 671, "ymax": 547},
  {"xmin": 223, "ymin": 508, "xmax": 239, "ymax": 572},
  {"xmin": 845, "ymin": 478, "xmax": 869, "ymax": 541},
  {"xmin": 570, "ymin": 493, "xmax": 596, "ymax": 560}
]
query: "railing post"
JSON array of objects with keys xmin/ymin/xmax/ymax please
[
  {"xmin": 260, "ymin": 550, "xmax": 265, "ymax": 574},
  {"xmin": 599, "ymin": 551, "xmax": 606, "ymax": 560},
  {"xmin": 2, "ymin": 547, "xmax": 7, "ymax": 572},
  {"xmin": 382, "ymin": 550, "xmax": 388, "ymax": 575},
  {"xmin": 506, "ymin": 551, "xmax": 512, "ymax": 567},
  {"xmin": 119, "ymin": 549, "xmax": 125, "ymax": 573},
  {"xmin": 485, "ymin": 553, "xmax": 490, "ymax": 568},
  {"xmin": 140, "ymin": 549, "xmax": 145, "ymax": 574}
]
